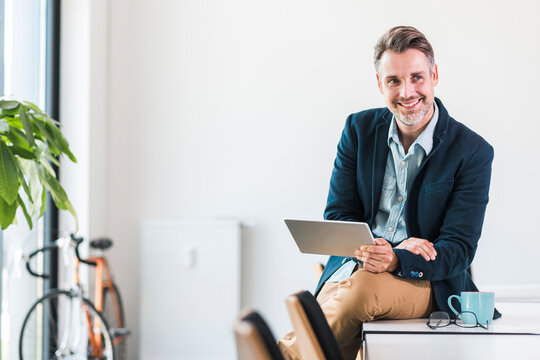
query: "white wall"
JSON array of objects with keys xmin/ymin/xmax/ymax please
[{"xmin": 61, "ymin": 0, "xmax": 540, "ymax": 357}]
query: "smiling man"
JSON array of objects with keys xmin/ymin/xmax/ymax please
[{"xmin": 278, "ymin": 26, "xmax": 498, "ymax": 360}]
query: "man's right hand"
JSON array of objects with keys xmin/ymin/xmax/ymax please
[{"xmin": 396, "ymin": 237, "xmax": 437, "ymax": 261}]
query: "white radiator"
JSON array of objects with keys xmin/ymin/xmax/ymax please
[{"xmin": 139, "ymin": 219, "xmax": 241, "ymax": 360}]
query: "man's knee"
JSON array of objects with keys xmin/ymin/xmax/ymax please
[{"xmin": 334, "ymin": 270, "xmax": 386, "ymax": 322}]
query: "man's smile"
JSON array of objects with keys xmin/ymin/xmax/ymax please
[{"xmin": 396, "ymin": 97, "xmax": 423, "ymax": 110}]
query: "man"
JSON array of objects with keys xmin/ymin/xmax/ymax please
[{"xmin": 278, "ymin": 26, "xmax": 499, "ymax": 360}]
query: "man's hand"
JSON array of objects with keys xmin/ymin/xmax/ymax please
[
  {"xmin": 395, "ymin": 237, "xmax": 437, "ymax": 261},
  {"xmin": 355, "ymin": 238, "xmax": 398, "ymax": 273}
]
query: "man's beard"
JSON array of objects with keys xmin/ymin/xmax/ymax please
[{"xmin": 392, "ymin": 97, "xmax": 432, "ymax": 126}]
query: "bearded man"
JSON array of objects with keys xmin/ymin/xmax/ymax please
[{"xmin": 278, "ymin": 26, "xmax": 499, "ymax": 360}]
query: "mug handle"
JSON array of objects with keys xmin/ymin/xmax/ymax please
[{"xmin": 447, "ymin": 295, "xmax": 461, "ymax": 316}]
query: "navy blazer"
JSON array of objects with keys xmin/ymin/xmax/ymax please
[{"xmin": 316, "ymin": 98, "xmax": 500, "ymax": 319}]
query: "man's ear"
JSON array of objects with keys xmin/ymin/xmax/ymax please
[
  {"xmin": 376, "ymin": 73, "xmax": 383, "ymax": 94},
  {"xmin": 431, "ymin": 64, "xmax": 439, "ymax": 87}
]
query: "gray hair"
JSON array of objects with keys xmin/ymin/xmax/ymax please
[{"xmin": 374, "ymin": 26, "xmax": 435, "ymax": 72}]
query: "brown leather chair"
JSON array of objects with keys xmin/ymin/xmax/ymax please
[
  {"xmin": 234, "ymin": 310, "xmax": 286, "ymax": 360},
  {"xmin": 285, "ymin": 290, "xmax": 343, "ymax": 360}
]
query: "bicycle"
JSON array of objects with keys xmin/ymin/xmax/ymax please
[{"xmin": 18, "ymin": 234, "xmax": 128, "ymax": 359}]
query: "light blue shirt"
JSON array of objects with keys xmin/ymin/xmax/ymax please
[
  {"xmin": 372, "ymin": 103, "xmax": 439, "ymax": 243},
  {"xmin": 326, "ymin": 103, "xmax": 439, "ymax": 282}
]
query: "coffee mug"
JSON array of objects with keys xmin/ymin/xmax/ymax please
[{"xmin": 447, "ymin": 291, "xmax": 495, "ymax": 325}]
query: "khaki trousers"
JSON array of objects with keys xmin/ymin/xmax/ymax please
[{"xmin": 278, "ymin": 267, "xmax": 433, "ymax": 360}]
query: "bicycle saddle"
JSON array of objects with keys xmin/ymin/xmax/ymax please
[{"xmin": 90, "ymin": 238, "xmax": 113, "ymax": 250}]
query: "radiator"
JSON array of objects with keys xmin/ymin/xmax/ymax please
[{"xmin": 140, "ymin": 219, "xmax": 241, "ymax": 360}]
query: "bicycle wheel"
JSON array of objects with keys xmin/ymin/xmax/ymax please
[
  {"xmin": 19, "ymin": 289, "xmax": 115, "ymax": 360},
  {"xmin": 102, "ymin": 283, "xmax": 126, "ymax": 359}
]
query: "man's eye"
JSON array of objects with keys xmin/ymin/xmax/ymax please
[
  {"xmin": 413, "ymin": 75, "xmax": 423, "ymax": 81},
  {"xmin": 388, "ymin": 79, "xmax": 399, "ymax": 85}
]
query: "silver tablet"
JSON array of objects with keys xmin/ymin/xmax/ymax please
[{"xmin": 284, "ymin": 219, "xmax": 375, "ymax": 257}]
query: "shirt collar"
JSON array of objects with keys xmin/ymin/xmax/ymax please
[{"xmin": 387, "ymin": 101, "xmax": 439, "ymax": 156}]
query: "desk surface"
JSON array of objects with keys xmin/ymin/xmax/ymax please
[
  {"xmin": 362, "ymin": 302, "xmax": 540, "ymax": 360},
  {"xmin": 363, "ymin": 302, "xmax": 540, "ymax": 336}
]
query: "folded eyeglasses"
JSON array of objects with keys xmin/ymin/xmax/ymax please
[{"xmin": 427, "ymin": 311, "xmax": 488, "ymax": 330}]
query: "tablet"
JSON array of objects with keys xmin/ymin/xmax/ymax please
[{"xmin": 284, "ymin": 219, "xmax": 375, "ymax": 257}]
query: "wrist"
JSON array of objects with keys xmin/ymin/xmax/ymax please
[{"xmin": 387, "ymin": 251, "xmax": 399, "ymax": 272}]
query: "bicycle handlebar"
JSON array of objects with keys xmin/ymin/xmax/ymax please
[
  {"xmin": 25, "ymin": 234, "xmax": 97, "ymax": 278},
  {"xmin": 71, "ymin": 234, "xmax": 97, "ymax": 267},
  {"xmin": 25, "ymin": 244, "xmax": 59, "ymax": 279}
]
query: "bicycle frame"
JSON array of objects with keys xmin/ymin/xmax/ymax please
[{"xmin": 74, "ymin": 253, "xmax": 125, "ymax": 354}]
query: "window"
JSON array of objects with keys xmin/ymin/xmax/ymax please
[{"xmin": 0, "ymin": 0, "xmax": 60, "ymax": 358}]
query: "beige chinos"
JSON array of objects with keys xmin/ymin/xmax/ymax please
[{"xmin": 278, "ymin": 266, "xmax": 433, "ymax": 360}]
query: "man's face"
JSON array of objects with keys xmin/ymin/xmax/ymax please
[{"xmin": 376, "ymin": 48, "xmax": 438, "ymax": 127}]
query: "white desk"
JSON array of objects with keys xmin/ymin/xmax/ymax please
[{"xmin": 362, "ymin": 302, "xmax": 540, "ymax": 360}]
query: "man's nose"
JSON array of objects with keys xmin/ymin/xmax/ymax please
[{"xmin": 399, "ymin": 80, "xmax": 414, "ymax": 99}]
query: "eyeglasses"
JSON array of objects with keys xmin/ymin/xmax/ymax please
[{"xmin": 427, "ymin": 311, "xmax": 488, "ymax": 330}]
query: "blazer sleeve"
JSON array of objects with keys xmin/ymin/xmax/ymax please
[
  {"xmin": 393, "ymin": 142, "xmax": 494, "ymax": 281},
  {"xmin": 324, "ymin": 115, "xmax": 364, "ymax": 222}
]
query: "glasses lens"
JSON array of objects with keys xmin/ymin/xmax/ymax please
[
  {"xmin": 455, "ymin": 311, "xmax": 478, "ymax": 328},
  {"xmin": 427, "ymin": 311, "xmax": 450, "ymax": 328}
]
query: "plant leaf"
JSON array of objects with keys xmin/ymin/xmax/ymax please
[
  {"xmin": 44, "ymin": 122, "xmax": 77, "ymax": 162},
  {"xmin": 17, "ymin": 194, "xmax": 33, "ymax": 229},
  {"xmin": 37, "ymin": 164, "xmax": 78, "ymax": 230},
  {"xmin": 45, "ymin": 115, "xmax": 60, "ymax": 125},
  {"xmin": 5, "ymin": 127, "xmax": 31, "ymax": 148},
  {"xmin": 22, "ymin": 101, "xmax": 43, "ymax": 114},
  {"xmin": 34, "ymin": 119, "xmax": 60, "ymax": 156},
  {"xmin": 20, "ymin": 160, "xmax": 43, "ymax": 216},
  {"xmin": 39, "ymin": 187, "xmax": 46, "ymax": 218},
  {"xmin": 39, "ymin": 157, "xmax": 56, "ymax": 177},
  {"xmin": 33, "ymin": 118, "xmax": 53, "ymax": 142},
  {"xmin": 0, "ymin": 195, "xmax": 17, "ymax": 229},
  {"xmin": 10, "ymin": 145, "xmax": 35, "ymax": 159},
  {"xmin": 0, "ymin": 100, "xmax": 20, "ymax": 110},
  {"xmin": 64, "ymin": 199, "xmax": 78, "ymax": 232},
  {"xmin": 35, "ymin": 141, "xmax": 59, "ymax": 166},
  {"xmin": 0, "ymin": 142, "xmax": 20, "ymax": 204},
  {"xmin": 15, "ymin": 159, "xmax": 33, "ymax": 204},
  {"xmin": 5, "ymin": 128, "xmax": 35, "ymax": 159},
  {"xmin": 42, "ymin": 150, "xmax": 60, "ymax": 166},
  {"xmin": 37, "ymin": 164, "xmax": 68, "ymax": 204},
  {"xmin": 0, "ymin": 119, "xmax": 9, "ymax": 132},
  {"xmin": 19, "ymin": 105, "xmax": 35, "ymax": 145},
  {"xmin": 29, "ymin": 114, "xmax": 46, "ymax": 140},
  {"xmin": 4, "ymin": 115, "xmax": 23, "ymax": 129},
  {"xmin": 47, "ymin": 141, "xmax": 59, "ymax": 156}
]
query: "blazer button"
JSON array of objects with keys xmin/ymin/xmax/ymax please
[{"xmin": 419, "ymin": 272, "xmax": 423, "ymax": 278}]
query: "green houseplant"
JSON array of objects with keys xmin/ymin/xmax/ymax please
[{"xmin": 0, "ymin": 99, "xmax": 77, "ymax": 230}]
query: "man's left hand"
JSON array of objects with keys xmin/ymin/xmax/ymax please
[{"xmin": 355, "ymin": 238, "xmax": 398, "ymax": 273}]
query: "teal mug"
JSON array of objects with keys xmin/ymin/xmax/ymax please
[{"xmin": 447, "ymin": 291, "xmax": 495, "ymax": 326}]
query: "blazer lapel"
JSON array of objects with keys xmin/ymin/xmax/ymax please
[
  {"xmin": 371, "ymin": 113, "xmax": 391, "ymax": 224},
  {"xmin": 415, "ymin": 97, "xmax": 449, "ymax": 175}
]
